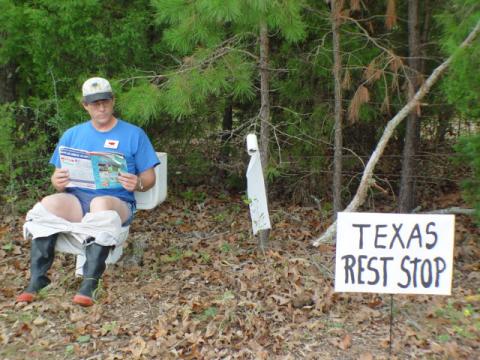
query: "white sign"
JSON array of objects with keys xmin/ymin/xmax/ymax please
[
  {"xmin": 246, "ymin": 134, "xmax": 271, "ymax": 235},
  {"xmin": 335, "ymin": 212, "xmax": 455, "ymax": 295}
]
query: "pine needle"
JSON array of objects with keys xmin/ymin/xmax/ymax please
[
  {"xmin": 381, "ymin": 93, "xmax": 391, "ymax": 114},
  {"xmin": 389, "ymin": 53, "xmax": 403, "ymax": 73},
  {"xmin": 348, "ymin": 85, "xmax": 370, "ymax": 123},
  {"xmin": 342, "ymin": 69, "xmax": 351, "ymax": 90},
  {"xmin": 364, "ymin": 60, "xmax": 383, "ymax": 83}
]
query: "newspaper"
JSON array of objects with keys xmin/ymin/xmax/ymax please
[{"xmin": 59, "ymin": 146, "xmax": 127, "ymax": 190}]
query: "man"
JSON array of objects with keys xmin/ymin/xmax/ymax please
[{"xmin": 16, "ymin": 77, "xmax": 159, "ymax": 306}]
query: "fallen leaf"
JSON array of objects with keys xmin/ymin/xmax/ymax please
[
  {"xmin": 358, "ymin": 352, "xmax": 374, "ymax": 360},
  {"xmin": 248, "ymin": 340, "xmax": 268, "ymax": 360},
  {"xmin": 0, "ymin": 326, "xmax": 10, "ymax": 345},
  {"xmin": 339, "ymin": 334, "xmax": 352, "ymax": 350},
  {"xmin": 76, "ymin": 335, "xmax": 90, "ymax": 344},
  {"xmin": 444, "ymin": 341, "xmax": 459, "ymax": 359},
  {"xmin": 154, "ymin": 319, "xmax": 168, "ymax": 339},
  {"xmin": 205, "ymin": 321, "xmax": 216, "ymax": 338},
  {"xmin": 292, "ymin": 291, "xmax": 314, "ymax": 308},
  {"xmin": 465, "ymin": 294, "xmax": 480, "ymax": 302},
  {"xmin": 15, "ymin": 322, "xmax": 32, "ymax": 337},
  {"xmin": 271, "ymin": 294, "xmax": 290, "ymax": 306},
  {"xmin": 128, "ymin": 336, "xmax": 146, "ymax": 359},
  {"xmin": 33, "ymin": 316, "xmax": 47, "ymax": 326},
  {"xmin": 69, "ymin": 311, "xmax": 86, "ymax": 323}
]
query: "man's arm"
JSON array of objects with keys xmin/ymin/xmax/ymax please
[
  {"xmin": 136, "ymin": 168, "xmax": 156, "ymax": 192},
  {"xmin": 118, "ymin": 168, "xmax": 156, "ymax": 193}
]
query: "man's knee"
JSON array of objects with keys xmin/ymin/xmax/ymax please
[
  {"xmin": 41, "ymin": 194, "xmax": 65, "ymax": 212},
  {"xmin": 90, "ymin": 196, "xmax": 131, "ymax": 224},
  {"xmin": 41, "ymin": 194, "xmax": 82, "ymax": 222},
  {"xmin": 90, "ymin": 196, "xmax": 115, "ymax": 211}
]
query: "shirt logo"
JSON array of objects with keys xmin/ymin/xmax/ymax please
[{"xmin": 104, "ymin": 139, "xmax": 119, "ymax": 149}]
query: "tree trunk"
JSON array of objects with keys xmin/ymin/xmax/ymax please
[
  {"xmin": 331, "ymin": 0, "xmax": 344, "ymax": 216},
  {"xmin": 258, "ymin": 21, "xmax": 270, "ymax": 251},
  {"xmin": 259, "ymin": 22, "xmax": 270, "ymax": 175},
  {"xmin": 399, "ymin": 0, "xmax": 422, "ymax": 213},
  {"xmin": 312, "ymin": 20, "xmax": 480, "ymax": 246},
  {"xmin": 0, "ymin": 63, "xmax": 16, "ymax": 103},
  {"xmin": 219, "ymin": 98, "xmax": 233, "ymax": 179}
]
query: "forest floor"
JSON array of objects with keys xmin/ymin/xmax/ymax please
[{"xmin": 0, "ymin": 189, "xmax": 478, "ymax": 359}]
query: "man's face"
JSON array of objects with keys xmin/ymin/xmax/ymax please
[{"xmin": 83, "ymin": 98, "xmax": 115, "ymax": 128}]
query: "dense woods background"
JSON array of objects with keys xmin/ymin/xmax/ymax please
[
  {"xmin": 0, "ymin": 0, "xmax": 479, "ymax": 220},
  {"xmin": 1, "ymin": 2, "xmax": 480, "ymax": 359}
]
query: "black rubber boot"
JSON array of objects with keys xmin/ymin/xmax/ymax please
[
  {"xmin": 73, "ymin": 241, "xmax": 111, "ymax": 306},
  {"xmin": 17, "ymin": 234, "xmax": 58, "ymax": 302}
]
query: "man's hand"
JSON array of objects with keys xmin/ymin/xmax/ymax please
[
  {"xmin": 51, "ymin": 168, "xmax": 70, "ymax": 191},
  {"xmin": 118, "ymin": 172, "xmax": 139, "ymax": 192}
]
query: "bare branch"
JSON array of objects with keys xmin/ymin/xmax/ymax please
[{"xmin": 312, "ymin": 19, "xmax": 480, "ymax": 246}]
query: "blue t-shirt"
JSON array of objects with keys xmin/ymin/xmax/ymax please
[{"xmin": 50, "ymin": 119, "xmax": 159, "ymax": 205}]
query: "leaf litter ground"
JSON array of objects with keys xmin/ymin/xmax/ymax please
[{"xmin": 0, "ymin": 191, "xmax": 478, "ymax": 359}]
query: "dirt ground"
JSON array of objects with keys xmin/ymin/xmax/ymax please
[{"xmin": 0, "ymin": 191, "xmax": 479, "ymax": 359}]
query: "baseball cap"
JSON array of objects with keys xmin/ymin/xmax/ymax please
[{"xmin": 82, "ymin": 77, "xmax": 113, "ymax": 103}]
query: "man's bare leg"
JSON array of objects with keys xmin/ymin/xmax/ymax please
[
  {"xmin": 89, "ymin": 196, "xmax": 131, "ymax": 224},
  {"xmin": 41, "ymin": 193, "xmax": 83, "ymax": 222}
]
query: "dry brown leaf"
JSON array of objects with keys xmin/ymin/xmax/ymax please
[
  {"xmin": 248, "ymin": 340, "xmax": 269, "ymax": 360},
  {"xmin": 444, "ymin": 341, "xmax": 460, "ymax": 358},
  {"xmin": 32, "ymin": 316, "xmax": 47, "ymax": 326},
  {"xmin": 465, "ymin": 294, "xmax": 480, "ymax": 302},
  {"xmin": 271, "ymin": 294, "xmax": 291, "ymax": 306},
  {"xmin": 69, "ymin": 310, "xmax": 86, "ymax": 323},
  {"xmin": 185, "ymin": 331, "xmax": 204, "ymax": 347},
  {"xmin": 352, "ymin": 305, "xmax": 382, "ymax": 324},
  {"xmin": 379, "ymin": 336, "xmax": 390, "ymax": 349},
  {"xmin": 154, "ymin": 319, "xmax": 168, "ymax": 339},
  {"xmin": 0, "ymin": 325, "xmax": 10, "ymax": 345},
  {"xmin": 205, "ymin": 321, "xmax": 216, "ymax": 338},
  {"xmin": 292, "ymin": 294, "xmax": 314, "ymax": 308},
  {"xmin": 339, "ymin": 334, "xmax": 352, "ymax": 350},
  {"xmin": 358, "ymin": 352, "xmax": 374, "ymax": 360},
  {"xmin": 128, "ymin": 336, "xmax": 146, "ymax": 359}
]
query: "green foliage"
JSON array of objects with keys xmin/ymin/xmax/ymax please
[
  {"xmin": 76, "ymin": 335, "xmax": 91, "ymax": 344},
  {"xmin": 439, "ymin": 1, "xmax": 480, "ymax": 219},
  {"xmin": 434, "ymin": 299, "xmax": 479, "ymax": 340},
  {"xmin": 195, "ymin": 306, "xmax": 217, "ymax": 321},
  {"xmin": 0, "ymin": 104, "xmax": 51, "ymax": 213},
  {"xmin": 1, "ymin": 0, "xmax": 158, "ymax": 132},
  {"xmin": 171, "ymin": 149, "xmax": 213, "ymax": 187},
  {"xmin": 442, "ymin": 45, "xmax": 480, "ymax": 119},
  {"xmin": 118, "ymin": 82, "xmax": 164, "ymax": 126},
  {"xmin": 438, "ymin": 0, "xmax": 480, "ymax": 117},
  {"xmin": 454, "ymin": 135, "xmax": 480, "ymax": 223},
  {"xmin": 181, "ymin": 188, "xmax": 207, "ymax": 203},
  {"xmin": 1, "ymin": 0, "xmax": 479, "ymax": 207},
  {"xmin": 147, "ymin": 0, "xmax": 306, "ymax": 122}
]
